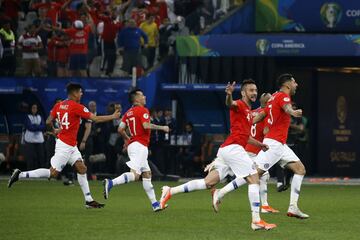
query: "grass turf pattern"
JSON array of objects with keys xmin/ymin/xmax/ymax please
[{"xmin": 1, "ymin": 180, "xmax": 359, "ymax": 240}]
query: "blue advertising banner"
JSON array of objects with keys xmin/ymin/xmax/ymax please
[
  {"xmin": 317, "ymin": 72, "xmax": 360, "ymax": 177},
  {"xmin": 256, "ymin": 0, "xmax": 360, "ymax": 32},
  {"xmin": 161, "ymin": 83, "xmax": 241, "ymax": 91},
  {"xmin": 176, "ymin": 34, "xmax": 360, "ymax": 56},
  {"xmin": 0, "ymin": 78, "xmax": 132, "ymax": 114}
]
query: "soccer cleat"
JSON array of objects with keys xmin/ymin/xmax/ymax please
[
  {"xmin": 103, "ymin": 179, "xmax": 113, "ymax": 199},
  {"xmin": 152, "ymin": 201, "xmax": 163, "ymax": 212},
  {"xmin": 85, "ymin": 200, "xmax": 105, "ymax": 209},
  {"xmin": 211, "ymin": 189, "xmax": 221, "ymax": 213},
  {"xmin": 8, "ymin": 169, "xmax": 21, "ymax": 188},
  {"xmin": 261, "ymin": 205, "xmax": 280, "ymax": 213},
  {"xmin": 160, "ymin": 186, "xmax": 171, "ymax": 209},
  {"xmin": 277, "ymin": 183, "xmax": 289, "ymax": 192},
  {"xmin": 287, "ymin": 205, "xmax": 309, "ymax": 219},
  {"xmin": 251, "ymin": 220, "xmax": 277, "ymax": 231}
]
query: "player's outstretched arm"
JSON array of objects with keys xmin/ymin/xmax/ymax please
[
  {"xmin": 142, "ymin": 122, "xmax": 170, "ymax": 132},
  {"xmin": 225, "ymin": 81, "xmax": 237, "ymax": 108},
  {"xmin": 283, "ymin": 104, "xmax": 302, "ymax": 118},
  {"xmin": 89, "ymin": 109, "xmax": 120, "ymax": 123}
]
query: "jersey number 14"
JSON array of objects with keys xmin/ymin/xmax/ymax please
[{"xmin": 56, "ymin": 112, "xmax": 70, "ymax": 130}]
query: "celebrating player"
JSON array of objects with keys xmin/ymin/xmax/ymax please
[
  {"xmin": 8, "ymin": 83, "xmax": 120, "ymax": 208},
  {"xmin": 103, "ymin": 89, "xmax": 170, "ymax": 212},
  {"xmin": 160, "ymin": 80, "xmax": 277, "ymax": 230},
  {"xmin": 214, "ymin": 73, "xmax": 309, "ymax": 219}
]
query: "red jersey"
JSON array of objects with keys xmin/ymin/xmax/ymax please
[
  {"xmin": 50, "ymin": 100, "xmax": 91, "ymax": 146},
  {"xmin": 98, "ymin": 15, "xmax": 122, "ymax": 42},
  {"xmin": 121, "ymin": 105, "xmax": 151, "ymax": 147},
  {"xmin": 264, "ymin": 91, "xmax": 291, "ymax": 144},
  {"xmin": 221, "ymin": 100, "xmax": 252, "ymax": 148},
  {"xmin": 245, "ymin": 108, "xmax": 265, "ymax": 154},
  {"xmin": 32, "ymin": 2, "xmax": 62, "ymax": 26},
  {"xmin": 65, "ymin": 25, "xmax": 91, "ymax": 54}
]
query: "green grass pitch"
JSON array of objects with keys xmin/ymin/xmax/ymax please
[{"xmin": 1, "ymin": 180, "xmax": 359, "ymax": 240}]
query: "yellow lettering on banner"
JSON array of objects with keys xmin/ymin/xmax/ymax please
[{"xmin": 330, "ymin": 151, "xmax": 356, "ymax": 163}]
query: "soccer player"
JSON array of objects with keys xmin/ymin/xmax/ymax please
[
  {"xmin": 214, "ymin": 73, "xmax": 309, "ymax": 219},
  {"xmin": 103, "ymin": 89, "xmax": 170, "ymax": 212},
  {"xmin": 8, "ymin": 83, "xmax": 120, "ymax": 208},
  {"xmin": 160, "ymin": 80, "xmax": 277, "ymax": 230},
  {"xmin": 211, "ymin": 93, "xmax": 279, "ymax": 213}
]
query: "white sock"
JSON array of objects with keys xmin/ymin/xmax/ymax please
[
  {"xmin": 170, "ymin": 179, "xmax": 207, "ymax": 195},
  {"xmin": 260, "ymin": 172, "xmax": 270, "ymax": 206},
  {"xmin": 19, "ymin": 169, "xmax": 50, "ymax": 179},
  {"xmin": 142, "ymin": 178, "xmax": 157, "ymax": 204},
  {"xmin": 112, "ymin": 172, "xmax": 135, "ymax": 186},
  {"xmin": 290, "ymin": 174, "xmax": 304, "ymax": 207},
  {"xmin": 218, "ymin": 177, "xmax": 246, "ymax": 200},
  {"xmin": 77, "ymin": 173, "xmax": 93, "ymax": 202},
  {"xmin": 248, "ymin": 184, "xmax": 261, "ymax": 222}
]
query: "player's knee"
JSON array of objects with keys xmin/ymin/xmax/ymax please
[
  {"xmin": 50, "ymin": 168, "xmax": 59, "ymax": 178},
  {"xmin": 77, "ymin": 165, "xmax": 87, "ymax": 174},
  {"xmin": 204, "ymin": 179, "xmax": 214, "ymax": 189},
  {"xmin": 142, "ymin": 172, "xmax": 152, "ymax": 179},
  {"xmin": 293, "ymin": 162, "xmax": 306, "ymax": 175}
]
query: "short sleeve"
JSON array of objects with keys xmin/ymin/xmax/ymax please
[
  {"xmin": 139, "ymin": 108, "xmax": 150, "ymax": 124},
  {"xmin": 278, "ymin": 93, "xmax": 291, "ymax": 108},
  {"xmin": 74, "ymin": 103, "xmax": 91, "ymax": 119}
]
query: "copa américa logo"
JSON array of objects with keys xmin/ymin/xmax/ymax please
[
  {"xmin": 256, "ymin": 39, "xmax": 269, "ymax": 55},
  {"xmin": 320, "ymin": 2, "xmax": 343, "ymax": 28}
]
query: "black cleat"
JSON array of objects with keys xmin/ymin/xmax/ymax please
[
  {"xmin": 277, "ymin": 183, "xmax": 289, "ymax": 192},
  {"xmin": 85, "ymin": 200, "xmax": 105, "ymax": 209},
  {"xmin": 8, "ymin": 169, "xmax": 21, "ymax": 188}
]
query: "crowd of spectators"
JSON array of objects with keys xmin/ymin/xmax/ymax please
[{"xmin": 0, "ymin": 0, "xmax": 239, "ymax": 78}]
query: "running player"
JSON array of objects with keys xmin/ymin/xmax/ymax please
[
  {"xmin": 214, "ymin": 73, "xmax": 309, "ymax": 219},
  {"xmin": 160, "ymin": 80, "xmax": 276, "ymax": 230},
  {"xmin": 103, "ymin": 89, "xmax": 170, "ymax": 212},
  {"xmin": 8, "ymin": 83, "xmax": 120, "ymax": 208},
  {"xmin": 211, "ymin": 93, "xmax": 279, "ymax": 213}
]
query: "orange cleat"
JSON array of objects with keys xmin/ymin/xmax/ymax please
[
  {"xmin": 261, "ymin": 205, "xmax": 280, "ymax": 213},
  {"xmin": 251, "ymin": 219, "xmax": 277, "ymax": 231},
  {"xmin": 160, "ymin": 186, "xmax": 172, "ymax": 209}
]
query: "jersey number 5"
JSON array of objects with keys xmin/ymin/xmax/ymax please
[
  {"xmin": 126, "ymin": 117, "xmax": 137, "ymax": 136},
  {"xmin": 56, "ymin": 112, "xmax": 70, "ymax": 130}
]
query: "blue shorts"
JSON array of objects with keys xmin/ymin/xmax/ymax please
[{"xmin": 69, "ymin": 54, "xmax": 87, "ymax": 71}]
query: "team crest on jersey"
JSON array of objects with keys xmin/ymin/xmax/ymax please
[
  {"xmin": 264, "ymin": 163, "xmax": 270, "ymax": 170},
  {"xmin": 283, "ymin": 97, "xmax": 290, "ymax": 102},
  {"xmin": 143, "ymin": 113, "xmax": 149, "ymax": 119},
  {"xmin": 83, "ymin": 107, "xmax": 89, "ymax": 112}
]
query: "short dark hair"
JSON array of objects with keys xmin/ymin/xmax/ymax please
[
  {"xmin": 66, "ymin": 82, "xmax": 82, "ymax": 95},
  {"xmin": 277, "ymin": 73, "xmax": 294, "ymax": 88},
  {"xmin": 241, "ymin": 79, "xmax": 256, "ymax": 91},
  {"xmin": 128, "ymin": 88, "xmax": 143, "ymax": 104}
]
